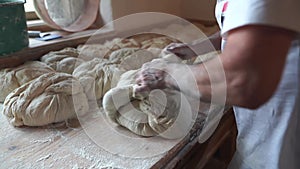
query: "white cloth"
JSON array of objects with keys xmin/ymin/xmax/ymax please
[{"xmin": 215, "ymin": 0, "xmax": 300, "ymax": 169}]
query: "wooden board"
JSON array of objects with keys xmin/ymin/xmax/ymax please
[
  {"xmin": 0, "ymin": 21, "xmax": 227, "ymax": 168},
  {"xmin": 0, "ymin": 104, "xmax": 209, "ymax": 169}
]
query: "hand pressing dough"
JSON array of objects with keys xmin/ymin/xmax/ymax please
[
  {"xmin": 73, "ymin": 58, "xmax": 125, "ymax": 101},
  {"xmin": 2, "ymin": 72, "xmax": 89, "ymax": 127},
  {"xmin": 41, "ymin": 47, "xmax": 85, "ymax": 74},
  {"xmin": 103, "ymin": 70, "xmax": 194, "ymax": 139},
  {"xmin": 0, "ymin": 61, "xmax": 54, "ymax": 102},
  {"xmin": 73, "ymin": 47, "xmax": 159, "ymax": 101}
]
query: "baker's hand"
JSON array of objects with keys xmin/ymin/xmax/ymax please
[
  {"xmin": 163, "ymin": 43, "xmax": 196, "ymax": 60},
  {"xmin": 135, "ymin": 59, "xmax": 172, "ymax": 93}
]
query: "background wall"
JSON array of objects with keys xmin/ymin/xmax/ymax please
[
  {"xmin": 181, "ymin": 0, "xmax": 216, "ymax": 21},
  {"xmin": 100, "ymin": 0, "xmax": 217, "ymax": 25}
]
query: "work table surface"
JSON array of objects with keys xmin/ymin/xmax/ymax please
[{"xmin": 0, "ymin": 103, "xmax": 236, "ymax": 169}]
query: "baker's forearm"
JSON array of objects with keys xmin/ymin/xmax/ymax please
[
  {"xmin": 165, "ymin": 57, "xmax": 225, "ymax": 103},
  {"xmin": 190, "ymin": 31, "xmax": 222, "ymax": 55},
  {"xmin": 166, "ymin": 26, "xmax": 294, "ymax": 109}
]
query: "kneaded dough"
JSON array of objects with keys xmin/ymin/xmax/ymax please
[
  {"xmin": 2, "ymin": 72, "xmax": 89, "ymax": 127},
  {"xmin": 0, "ymin": 61, "xmax": 54, "ymax": 102},
  {"xmin": 108, "ymin": 48, "xmax": 141, "ymax": 62},
  {"xmin": 40, "ymin": 47, "xmax": 85, "ymax": 74},
  {"xmin": 103, "ymin": 85, "xmax": 157, "ymax": 137},
  {"xmin": 103, "ymin": 70, "xmax": 193, "ymax": 139},
  {"xmin": 141, "ymin": 36, "xmax": 176, "ymax": 49},
  {"xmin": 73, "ymin": 48, "xmax": 158, "ymax": 101},
  {"xmin": 77, "ymin": 38, "xmax": 141, "ymax": 59},
  {"xmin": 109, "ymin": 48, "xmax": 158, "ymax": 71},
  {"xmin": 73, "ymin": 58, "xmax": 125, "ymax": 101}
]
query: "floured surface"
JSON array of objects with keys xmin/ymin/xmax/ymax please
[
  {"xmin": 0, "ymin": 23, "xmax": 221, "ymax": 169},
  {"xmin": 0, "ymin": 103, "xmax": 204, "ymax": 169}
]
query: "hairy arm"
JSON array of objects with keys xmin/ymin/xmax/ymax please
[
  {"xmin": 136, "ymin": 25, "xmax": 294, "ymax": 109},
  {"xmin": 165, "ymin": 31, "xmax": 222, "ymax": 59},
  {"xmin": 183, "ymin": 25, "xmax": 295, "ymax": 108}
]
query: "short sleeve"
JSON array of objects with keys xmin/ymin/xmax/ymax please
[{"xmin": 221, "ymin": 0, "xmax": 300, "ymax": 36}]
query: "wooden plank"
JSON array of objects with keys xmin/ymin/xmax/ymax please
[
  {"xmin": 0, "ymin": 103, "xmax": 224, "ymax": 169},
  {"xmin": 0, "ymin": 21, "xmax": 225, "ymax": 168},
  {"xmin": 0, "ymin": 104, "xmax": 178, "ymax": 169},
  {"xmin": 0, "ymin": 104, "xmax": 212, "ymax": 169},
  {"xmin": 0, "ymin": 27, "xmax": 115, "ymax": 69},
  {"xmin": 179, "ymin": 109, "xmax": 236, "ymax": 169}
]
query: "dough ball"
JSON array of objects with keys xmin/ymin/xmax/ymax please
[
  {"xmin": 119, "ymin": 50, "xmax": 158, "ymax": 70},
  {"xmin": 111, "ymin": 38, "xmax": 140, "ymax": 49},
  {"xmin": 77, "ymin": 38, "xmax": 141, "ymax": 59},
  {"xmin": 109, "ymin": 48, "xmax": 158, "ymax": 71},
  {"xmin": 117, "ymin": 69, "xmax": 139, "ymax": 87},
  {"xmin": 103, "ymin": 70, "xmax": 194, "ymax": 139},
  {"xmin": 139, "ymin": 88, "xmax": 193, "ymax": 139},
  {"xmin": 41, "ymin": 47, "xmax": 85, "ymax": 74},
  {"xmin": 0, "ymin": 61, "xmax": 54, "ymax": 102},
  {"xmin": 2, "ymin": 72, "xmax": 89, "ymax": 127},
  {"xmin": 73, "ymin": 58, "xmax": 125, "ymax": 101},
  {"xmin": 109, "ymin": 48, "xmax": 141, "ymax": 63},
  {"xmin": 146, "ymin": 48, "xmax": 163, "ymax": 56},
  {"xmin": 128, "ymin": 33, "xmax": 163, "ymax": 44},
  {"xmin": 141, "ymin": 36, "xmax": 177, "ymax": 49},
  {"xmin": 102, "ymin": 85, "xmax": 157, "ymax": 137}
]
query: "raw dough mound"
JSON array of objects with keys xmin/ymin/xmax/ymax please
[
  {"xmin": 141, "ymin": 36, "xmax": 177, "ymax": 49},
  {"xmin": 128, "ymin": 33, "xmax": 163, "ymax": 44},
  {"xmin": 73, "ymin": 48, "xmax": 158, "ymax": 101},
  {"xmin": 40, "ymin": 47, "xmax": 85, "ymax": 74},
  {"xmin": 103, "ymin": 85, "xmax": 157, "ymax": 137},
  {"xmin": 109, "ymin": 48, "xmax": 141, "ymax": 63},
  {"xmin": 0, "ymin": 61, "xmax": 54, "ymax": 102},
  {"xmin": 109, "ymin": 48, "xmax": 158, "ymax": 71},
  {"xmin": 103, "ymin": 70, "xmax": 193, "ymax": 139},
  {"xmin": 77, "ymin": 38, "xmax": 141, "ymax": 59},
  {"xmin": 2, "ymin": 72, "xmax": 89, "ymax": 127},
  {"xmin": 73, "ymin": 58, "xmax": 125, "ymax": 101}
]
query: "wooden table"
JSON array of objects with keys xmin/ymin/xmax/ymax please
[
  {"xmin": 0, "ymin": 22, "xmax": 234, "ymax": 169},
  {"xmin": 0, "ymin": 103, "xmax": 236, "ymax": 169}
]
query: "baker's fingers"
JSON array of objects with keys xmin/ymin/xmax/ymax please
[
  {"xmin": 135, "ymin": 84, "xmax": 150, "ymax": 93},
  {"xmin": 165, "ymin": 42, "xmax": 186, "ymax": 51}
]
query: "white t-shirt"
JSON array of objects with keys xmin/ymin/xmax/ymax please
[{"xmin": 215, "ymin": 0, "xmax": 300, "ymax": 169}]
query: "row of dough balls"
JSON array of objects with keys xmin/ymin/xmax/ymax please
[
  {"xmin": 40, "ymin": 34, "xmax": 177, "ymax": 75},
  {"xmin": 77, "ymin": 34, "xmax": 177, "ymax": 60},
  {"xmin": 0, "ymin": 35, "xmax": 174, "ymax": 100},
  {"xmin": 40, "ymin": 35, "xmax": 177, "ymax": 103},
  {"xmin": 0, "ymin": 24, "xmax": 210, "ymax": 103},
  {"xmin": 0, "ymin": 35, "xmax": 177, "ymax": 127}
]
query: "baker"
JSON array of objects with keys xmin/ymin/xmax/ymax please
[{"xmin": 135, "ymin": 0, "xmax": 300, "ymax": 168}]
